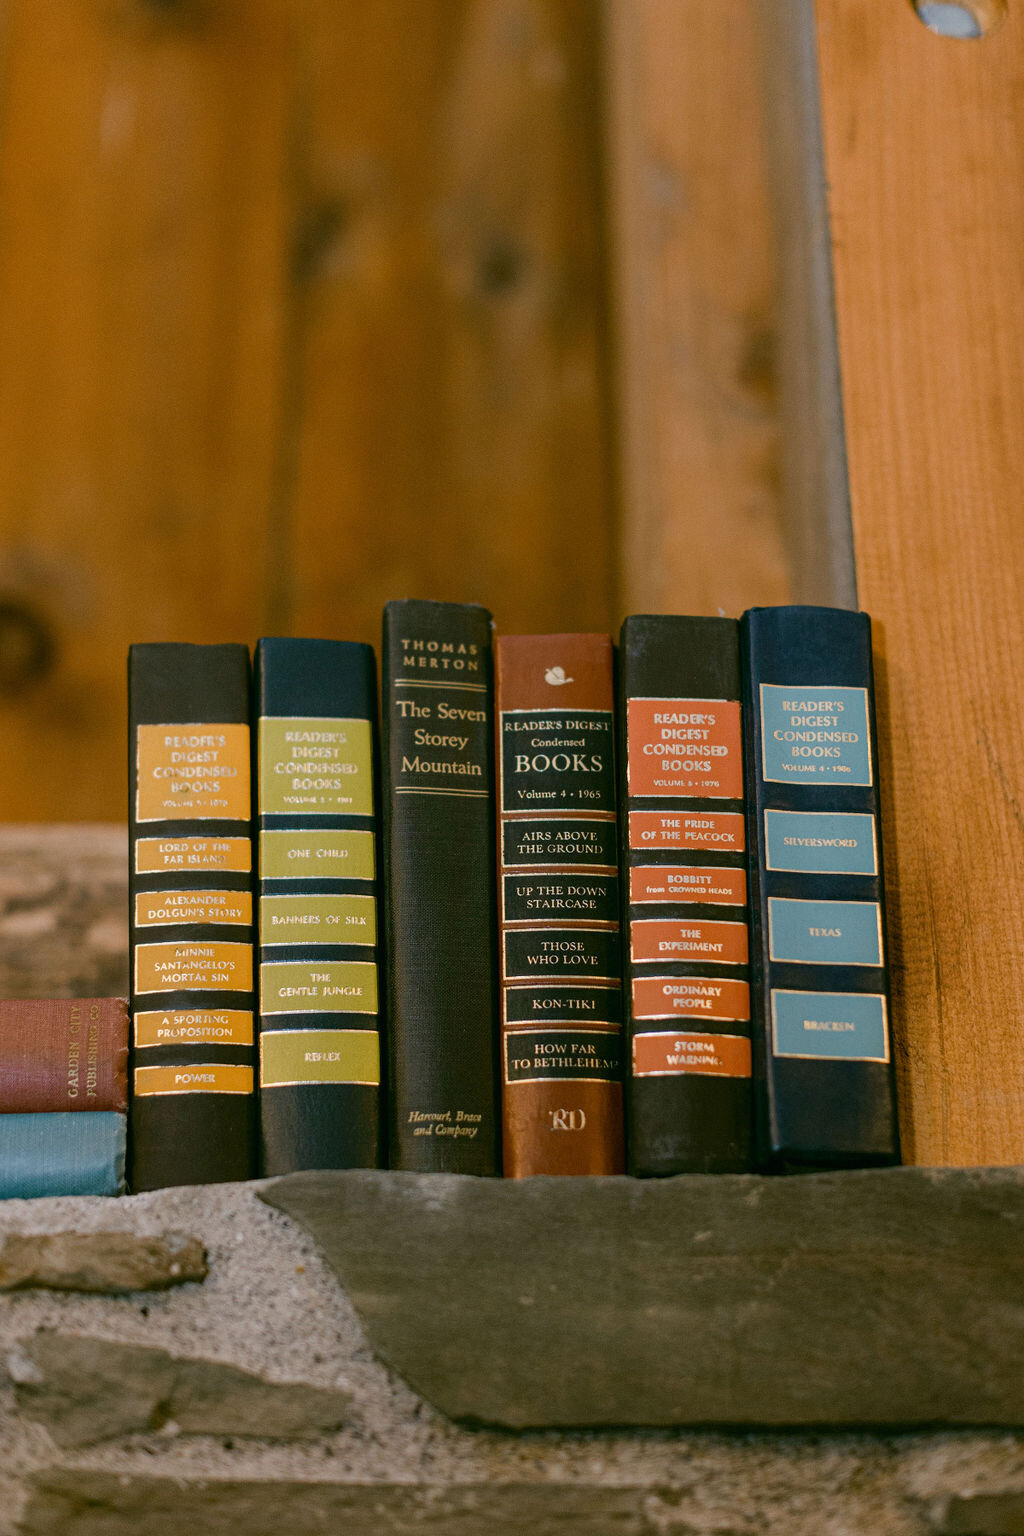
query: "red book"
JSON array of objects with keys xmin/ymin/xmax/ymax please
[
  {"xmin": 495, "ymin": 634, "xmax": 624, "ymax": 1176},
  {"xmin": 0, "ymin": 999, "xmax": 129, "ymax": 1113}
]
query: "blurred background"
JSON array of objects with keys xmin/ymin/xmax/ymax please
[{"xmin": 0, "ymin": 0, "xmax": 790, "ymax": 818}]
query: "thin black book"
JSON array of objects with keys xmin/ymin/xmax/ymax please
[
  {"xmin": 619, "ymin": 615, "xmax": 753, "ymax": 1175},
  {"xmin": 741, "ymin": 605, "xmax": 900, "ymax": 1170},
  {"xmin": 382, "ymin": 599, "xmax": 501, "ymax": 1174},
  {"xmin": 128, "ymin": 642, "xmax": 256, "ymax": 1190},
  {"xmin": 254, "ymin": 638, "xmax": 383, "ymax": 1174}
]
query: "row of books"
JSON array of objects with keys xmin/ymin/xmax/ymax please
[{"xmin": 121, "ymin": 600, "xmax": 899, "ymax": 1192}]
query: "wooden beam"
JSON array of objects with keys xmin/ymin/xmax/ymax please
[
  {"xmin": 813, "ymin": 0, "xmax": 1024, "ymax": 1164},
  {"xmin": 605, "ymin": 0, "xmax": 790, "ymax": 620}
]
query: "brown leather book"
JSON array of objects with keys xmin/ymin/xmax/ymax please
[
  {"xmin": 0, "ymin": 998, "xmax": 129, "ymax": 1113},
  {"xmin": 496, "ymin": 634, "xmax": 624, "ymax": 1176}
]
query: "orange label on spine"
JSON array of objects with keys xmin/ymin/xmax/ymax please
[
  {"xmin": 627, "ymin": 699, "xmax": 742, "ymax": 798},
  {"xmin": 629, "ymin": 919, "xmax": 748, "ymax": 965},
  {"xmin": 629, "ymin": 810, "xmax": 745, "ymax": 852},
  {"xmin": 134, "ymin": 941, "xmax": 253, "ymax": 995},
  {"xmin": 135, "ymin": 724, "xmax": 250, "ymax": 823},
  {"xmin": 631, "ymin": 974, "xmax": 750, "ymax": 1022},
  {"xmin": 134, "ymin": 891, "xmax": 252, "ymax": 928},
  {"xmin": 134, "ymin": 1063, "xmax": 253, "ymax": 1096},
  {"xmin": 135, "ymin": 837, "xmax": 251, "ymax": 874},
  {"xmin": 632, "ymin": 1031, "xmax": 751, "ymax": 1079},
  {"xmin": 133, "ymin": 1009, "xmax": 254, "ymax": 1049},
  {"xmin": 629, "ymin": 865, "xmax": 746, "ymax": 905}
]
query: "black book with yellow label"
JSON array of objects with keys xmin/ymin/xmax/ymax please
[{"xmin": 254, "ymin": 638, "xmax": 383, "ymax": 1174}]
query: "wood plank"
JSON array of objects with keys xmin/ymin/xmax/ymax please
[
  {"xmin": 605, "ymin": 0, "xmax": 790, "ymax": 618},
  {"xmin": 0, "ymin": 1, "xmax": 614, "ymax": 817},
  {"xmin": 813, "ymin": 0, "xmax": 1024, "ymax": 1164},
  {"xmin": 0, "ymin": 0, "xmax": 291, "ymax": 818},
  {"xmin": 285, "ymin": 0, "xmax": 615, "ymax": 644},
  {"xmin": 757, "ymin": 0, "xmax": 857, "ymax": 608}
]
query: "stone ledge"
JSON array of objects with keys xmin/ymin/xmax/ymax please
[
  {"xmin": 0, "ymin": 1179, "xmax": 1022, "ymax": 1535},
  {"xmin": 263, "ymin": 1165, "xmax": 1024, "ymax": 1429}
]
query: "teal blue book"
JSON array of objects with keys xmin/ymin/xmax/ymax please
[{"xmin": 0, "ymin": 1113, "xmax": 126, "ymax": 1198}]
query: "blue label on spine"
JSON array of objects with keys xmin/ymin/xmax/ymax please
[
  {"xmin": 771, "ymin": 990, "xmax": 889, "ymax": 1061},
  {"xmin": 760, "ymin": 685, "xmax": 872, "ymax": 786},
  {"xmin": 764, "ymin": 810, "xmax": 878, "ymax": 876},
  {"xmin": 768, "ymin": 898, "xmax": 883, "ymax": 967}
]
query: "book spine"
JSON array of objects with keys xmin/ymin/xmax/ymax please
[
  {"xmin": 128, "ymin": 643, "xmax": 257, "ymax": 1191},
  {"xmin": 255, "ymin": 638, "xmax": 383, "ymax": 1174},
  {"xmin": 0, "ymin": 999, "xmax": 128, "ymax": 1114},
  {"xmin": 382, "ymin": 600, "xmax": 500, "ymax": 1174},
  {"xmin": 741, "ymin": 605, "xmax": 899, "ymax": 1170},
  {"xmin": 0, "ymin": 1113, "xmax": 126, "ymax": 1198},
  {"xmin": 619, "ymin": 615, "xmax": 753, "ymax": 1175},
  {"xmin": 495, "ymin": 634, "xmax": 623, "ymax": 1176}
]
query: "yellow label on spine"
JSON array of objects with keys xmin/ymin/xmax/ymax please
[
  {"xmin": 135, "ymin": 724, "xmax": 250, "ymax": 823},
  {"xmin": 259, "ymin": 829, "xmax": 375, "ymax": 882},
  {"xmin": 134, "ymin": 1063, "xmax": 253, "ymax": 1096},
  {"xmin": 134, "ymin": 941, "xmax": 253, "ymax": 995},
  {"xmin": 135, "ymin": 891, "xmax": 253, "ymax": 928},
  {"xmin": 260, "ymin": 960, "xmax": 378, "ymax": 1015},
  {"xmin": 135, "ymin": 837, "xmax": 252, "ymax": 874},
  {"xmin": 260, "ymin": 1029, "xmax": 380, "ymax": 1087},
  {"xmin": 133, "ymin": 1010, "xmax": 254, "ymax": 1049},
  {"xmin": 259, "ymin": 894, "xmax": 376, "ymax": 946},
  {"xmin": 259, "ymin": 717, "xmax": 374, "ymax": 817}
]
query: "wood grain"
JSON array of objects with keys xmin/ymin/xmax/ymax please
[
  {"xmin": 814, "ymin": 1, "xmax": 1024, "ymax": 1164},
  {"xmin": 0, "ymin": 0, "xmax": 291, "ymax": 819},
  {"xmin": 0, "ymin": 0, "xmax": 613, "ymax": 817},
  {"xmin": 605, "ymin": 0, "xmax": 789, "ymax": 619},
  {"xmin": 286, "ymin": 0, "xmax": 614, "ymax": 644}
]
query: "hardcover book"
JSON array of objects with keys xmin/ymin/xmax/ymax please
[
  {"xmin": 495, "ymin": 633, "xmax": 623, "ymax": 1176},
  {"xmin": 741, "ymin": 605, "xmax": 899, "ymax": 1169},
  {"xmin": 382, "ymin": 599, "xmax": 500, "ymax": 1174},
  {"xmin": 0, "ymin": 1113, "xmax": 126, "ymax": 1199},
  {"xmin": 128, "ymin": 643, "xmax": 257, "ymax": 1191},
  {"xmin": 619, "ymin": 615, "xmax": 753, "ymax": 1175},
  {"xmin": 0, "ymin": 999, "xmax": 128, "ymax": 1114},
  {"xmin": 255, "ymin": 638, "xmax": 383, "ymax": 1174}
]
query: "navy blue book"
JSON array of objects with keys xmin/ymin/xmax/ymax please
[
  {"xmin": 741, "ymin": 605, "xmax": 900, "ymax": 1170},
  {"xmin": 0, "ymin": 1113, "xmax": 126, "ymax": 1199},
  {"xmin": 255, "ymin": 639, "xmax": 383, "ymax": 1174}
]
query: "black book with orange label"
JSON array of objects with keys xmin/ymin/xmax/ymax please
[
  {"xmin": 619, "ymin": 615, "xmax": 753, "ymax": 1175},
  {"xmin": 128, "ymin": 642, "xmax": 257, "ymax": 1190}
]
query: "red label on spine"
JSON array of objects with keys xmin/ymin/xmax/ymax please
[
  {"xmin": 628, "ymin": 810, "xmax": 745, "ymax": 852},
  {"xmin": 626, "ymin": 699, "xmax": 742, "ymax": 799},
  {"xmin": 632, "ymin": 1030, "xmax": 751, "ymax": 1079},
  {"xmin": 629, "ymin": 919, "xmax": 748, "ymax": 966},
  {"xmin": 631, "ymin": 974, "xmax": 750, "ymax": 1022},
  {"xmin": 629, "ymin": 865, "xmax": 746, "ymax": 905}
]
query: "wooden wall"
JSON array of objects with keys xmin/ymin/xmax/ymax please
[
  {"xmin": 0, "ymin": 0, "xmax": 620, "ymax": 819},
  {"xmin": 813, "ymin": 0, "xmax": 1024, "ymax": 1166}
]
